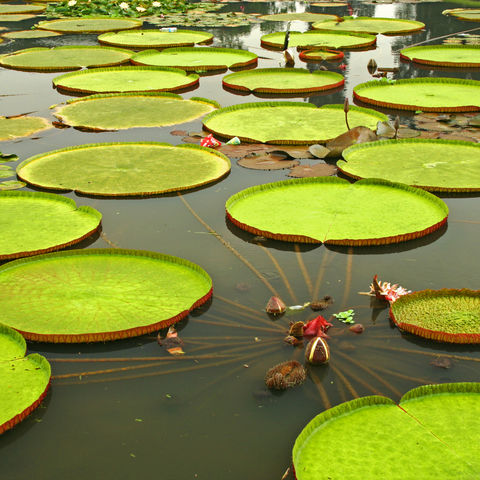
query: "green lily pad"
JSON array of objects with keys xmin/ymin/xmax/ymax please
[
  {"xmin": 390, "ymin": 289, "xmax": 480, "ymax": 343},
  {"xmin": 0, "ymin": 14, "xmax": 35, "ymax": 21},
  {"xmin": 53, "ymin": 66, "xmax": 199, "ymax": 94},
  {"xmin": 354, "ymin": 78, "xmax": 480, "ymax": 112},
  {"xmin": 0, "ymin": 46, "xmax": 133, "ymax": 72},
  {"xmin": 443, "ymin": 8, "xmax": 480, "ymax": 21},
  {"xmin": 261, "ymin": 30, "xmax": 376, "ymax": 50},
  {"xmin": 259, "ymin": 12, "xmax": 339, "ymax": 22},
  {"xmin": 0, "ymin": 324, "xmax": 51, "ymax": 435},
  {"xmin": 98, "ymin": 29, "xmax": 213, "ymax": 48},
  {"xmin": 0, "ymin": 165, "xmax": 13, "ymax": 178},
  {"xmin": 339, "ymin": 139, "xmax": 480, "ymax": 192},
  {"xmin": 0, "ymin": 249, "xmax": 213, "ymax": 342},
  {"xmin": 0, "ymin": 116, "xmax": 51, "ymax": 141},
  {"xmin": 17, "ymin": 142, "xmax": 230, "ymax": 196},
  {"xmin": 0, "ymin": 4, "xmax": 44, "ymax": 14},
  {"xmin": 312, "ymin": 16, "xmax": 425, "ymax": 35},
  {"xmin": 203, "ymin": 102, "xmax": 387, "ymax": 144},
  {"xmin": 0, "ymin": 180, "xmax": 25, "ymax": 191},
  {"xmin": 54, "ymin": 93, "xmax": 218, "ymax": 130},
  {"xmin": 293, "ymin": 383, "xmax": 480, "ymax": 479},
  {"xmin": 299, "ymin": 48, "xmax": 344, "ymax": 62},
  {"xmin": 0, "ymin": 190, "xmax": 102, "ymax": 260},
  {"xmin": 35, "ymin": 17, "xmax": 143, "ymax": 33},
  {"xmin": 225, "ymin": 177, "xmax": 448, "ymax": 245},
  {"xmin": 222, "ymin": 68, "xmax": 344, "ymax": 94},
  {"xmin": 131, "ymin": 47, "xmax": 258, "ymax": 72},
  {"xmin": 1, "ymin": 30, "xmax": 62, "ymax": 39},
  {"xmin": 400, "ymin": 44, "xmax": 480, "ymax": 67}
]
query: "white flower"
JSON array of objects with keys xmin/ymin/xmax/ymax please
[
  {"xmin": 136, "ymin": 6, "xmax": 146, "ymax": 11},
  {"xmin": 67, "ymin": 0, "xmax": 77, "ymax": 6},
  {"xmin": 119, "ymin": 2, "xmax": 129, "ymax": 9},
  {"xmin": 152, "ymin": 1, "xmax": 161, "ymax": 6}
]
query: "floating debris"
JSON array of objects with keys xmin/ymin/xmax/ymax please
[
  {"xmin": 303, "ymin": 315, "xmax": 332, "ymax": 337},
  {"xmin": 310, "ymin": 295, "xmax": 334, "ymax": 311},
  {"xmin": 366, "ymin": 274, "xmax": 412, "ymax": 303},
  {"xmin": 430, "ymin": 356, "xmax": 453, "ymax": 369},
  {"xmin": 349, "ymin": 323, "xmax": 364, "ymax": 334},
  {"xmin": 265, "ymin": 360, "xmax": 306, "ymax": 390},
  {"xmin": 305, "ymin": 336, "xmax": 330, "ymax": 365},
  {"xmin": 333, "ymin": 309, "xmax": 355, "ymax": 324},
  {"xmin": 288, "ymin": 321, "xmax": 305, "ymax": 338},
  {"xmin": 266, "ymin": 296, "xmax": 287, "ymax": 315},
  {"xmin": 157, "ymin": 326, "xmax": 185, "ymax": 355}
]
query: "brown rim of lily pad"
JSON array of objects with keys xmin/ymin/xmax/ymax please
[
  {"xmin": 399, "ymin": 45, "xmax": 480, "ymax": 68},
  {"xmin": 299, "ymin": 48, "xmax": 345, "ymax": 62},
  {"xmin": 389, "ymin": 289, "xmax": 480, "ymax": 344}
]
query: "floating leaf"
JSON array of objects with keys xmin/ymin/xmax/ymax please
[
  {"xmin": 299, "ymin": 48, "xmax": 344, "ymax": 62},
  {"xmin": 0, "ymin": 4, "xmax": 45, "ymax": 14},
  {"xmin": 203, "ymin": 102, "xmax": 387, "ymax": 144},
  {"xmin": 0, "ymin": 46, "xmax": 133, "ymax": 72},
  {"xmin": 53, "ymin": 66, "xmax": 199, "ymax": 95},
  {"xmin": 0, "ymin": 324, "xmax": 51, "ymax": 435},
  {"xmin": 443, "ymin": 8, "xmax": 480, "ymax": 22},
  {"xmin": 0, "ymin": 14, "xmax": 35, "ymax": 22},
  {"xmin": 225, "ymin": 177, "xmax": 448, "ymax": 246},
  {"xmin": 354, "ymin": 78, "xmax": 480, "ymax": 112},
  {"xmin": 293, "ymin": 383, "xmax": 480, "ymax": 479},
  {"xmin": 131, "ymin": 47, "xmax": 258, "ymax": 72},
  {"xmin": 0, "ymin": 249, "xmax": 213, "ymax": 342},
  {"xmin": 287, "ymin": 163, "xmax": 337, "ymax": 178},
  {"xmin": 35, "ymin": 17, "xmax": 143, "ymax": 34},
  {"xmin": 54, "ymin": 93, "xmax": 217, "ymax": 130},
  {"xmin": 17, "ymin": 142, "xmax": 230, "ymax": 196},
  {"xmin": 259, "ymin": 12, "xmax": 339, "ymax": 22},
  {"xmin": 237, "ymin": 152, "xmax": 299, "ymax": 170},
  {"xmin": 333, "ymin": 309, "xmax": 355, "ymax": 323},
  {"xmin": 0, "ymin": 165, "xmax": 14, "ymax": 178},
  {"xmin": 222, "ymin": 68, "xmax": 344, "ymax": 95},
  {"xmin": 400, "ymin": 44, "xmax": 480, "ymax": 68},
  {"xmin": 308, "ymin": 144, "xmax": 331, "ymax": 159},
  {"xmin": 325, "ymin": 125, "xmax": 378, "ymax": 157},
  {"xmin": 0, "ymin": 191, "xmax": 102, "ymax": 260},
  {"xmin": 339, "ymin": 139, "xmax": 480, "ymax": 192},
  {"xmin": 0, "ymin": 116, "xmax": 51, "ymax": 141},
  {"xmin": 0, "ymin": 180, "xmax": 26, "ymax": 191},
  {"xmin": 390, "ymin": 289, "xmax": 480, "ymax": 343},
  {"xmin": 1, "ymin": 30, "xmax": 62, "ymax": 40}
]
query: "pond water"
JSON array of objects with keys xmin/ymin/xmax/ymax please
[{"xmin": 1, "ymin": 2, "xmax": 480, "ymax": 479}]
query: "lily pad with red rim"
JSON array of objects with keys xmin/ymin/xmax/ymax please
[
  {"xmin": 443, "ymin": 8, "xmax": 480, "ymax": 22},
  {"xmin": 261, "ymin": 30, "xmax": 376, "ymax": 50},
  {"xmin": 293, "ymin": 383, "xmax": 480, "ymax": 479},
  {"xmin": 35, "ymin": 17, "xmax": 143, "ymax": 33},
  {"xmin": 0, "ymin": 190, "xmax": 102, "ymax": 260},
  {"xmin": 299, "ymin": 48, "xmax": 344, "ymax": 62},
  {"xmin": 0, "ymin": 4, "xmax": 45, "ymax": 14},
  {"xmin": 225, "ymin": 177, "xmax": 448, "ymax": 245},
  {"xmin": 259, "ymin": 12, "xmax": 339, "ymax": 22},
  {"xmin": 17, "ymin": 142, "xmax": 231, "ymax": 196},
  {"xmin": 312, "ymin": 16, "xmax": 425, "ymax": 35},
  {"xmin": 202, "ymin": 102, "xmax": 387, "ymax": 144},
  {"xmin": 389, "ymin": 289, "xmax": 480, "ymax": 343},
  {"xmin": 98, "ymin": 29, "xmax": 214, "ymax": 48},
  {"xmin": 131, "ymin": 47, "xmax": 258, "ymax": 72},
  {"xmin": 222, "ymin": 68, "xmax": 344, "ymax": 94},
  {"xmin": 52, "ymin": 66, "xmax": 199, "ymax": 95},
  {"xmin": 0, "ymin": 116, "xmax": 51, "ymax": 141},
  {"xmin": 354, "ymin": 78, "xmax": 480, "ymax": 112},
  {"xmin": 0, "ymin": 46, "xmax": 133, "ymax": 72},
  {"xmin": 400, "ymin": 44, "xmax": 480, "ymax": 67},
  {"xmin": 0, "ymin": 249, "xmax": 213, "ymax": 342},
  {"xmin": 53, "ymin": 93, "xmax": 218, "ymax": 131},
  {"xmin": 338, "ymin": 138, "xmax": 480, "ymax": 192},
  {"xmin": 0, "ymin": 324, "xmax": 51, "ymax": 435}
]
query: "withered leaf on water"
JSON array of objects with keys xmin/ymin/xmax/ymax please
[
  {"xmin": 326, "ymin": 126, "xmax": 377, "ymax": 157},
  {"xmin": 237, "ymin": 152, "xmax": 299, "ymax": 170},
  {"xmin": 288, "ymin": 163, "xmax": 337, "ymax": 178},
  {"xmin": 309, "ymin": 144, "xmax": 331, "ymax": 159},
  {"xmin": 430, "ymin": 356, "xmax": 453, "ymax": 369},
  {"xmin": 157, "ymin": 326, "xmax": 185, "ymax": 355}
]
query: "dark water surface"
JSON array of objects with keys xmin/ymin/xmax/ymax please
[{"xmin": 1, "ymin": 2, "xmax": 480, "ymax": 479}]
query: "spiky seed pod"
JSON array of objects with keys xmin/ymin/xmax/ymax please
[
  {"xmin": 305, "ymin": 336, "xmax": 330, "ymax": 365},
  {"xmin": 265, "ymin": 360, "xmax": 306, "ymax": 390},
  {"xmin": 266, "ymin": 295, "xmax": 287, "ymax": 314}
]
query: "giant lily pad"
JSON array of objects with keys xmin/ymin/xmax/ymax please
[
  {"xmin": 400, "ymin": 44, "xmax": 480, "ymax": 67},
  {"xmin": 1, "ymin": 30, "xmax": 61, "ymax": 39},
  {"xmin": 17, "ymin": 142, "xmax": 230, "ymax": 196},
  {"xmin": 0, "ymin": 249, "xmax": 213, "ymax": 342},
  {"xmin": 0, "ymin": 191, "xmax": 102, "ymax": 260},
  {"xmin": 312, "ymin": 16, "xmax": 425, "ymax": 35},
  {"xmin": 35, "ymin": 17, "xmax": 143, "ymax": 33},
  {"xmin": 53, "ymin": 93, "xmax": 218, "ymax": 130},
  {"xmin": 354, "ymin": 78, "xmax": 480, "ymax": 112},
  {"xmin": 131, "ymin": 47, "xmax": 258, "ymax": 72},
  {"xmin": 225, "ymin": 177, "xmax": 448, "ymax": 245},
  {"xmin": 53, "ymin": 66, "xmax": 199, "ymax": 94},
  {"xmin": 222, "ymin": 68, "xmax": 344, "ymax": 94},
  {"xmin": 0, "ymin": 324, "xmax": 51, "ymax": 434},
  {"xmin": 0, "ymin": 116, "xmax": 51, "ymax": 141},
  {"xmin": 0, "ymin": 4, "xmax": 45, "ymax": 14},
  {"xmin": 443, "ymin": 8, "xmax": 480, "ymax": 22},
  {"xmin": 202, "ymin": 102, "xmax": 387, "ymax": 144},
  {"xmin": 390, "ymin": 289, "xmax": 480, "ymax": 343},
  {"xmin": 299, "ymin": 48, "xmax": 344, "ymax": 62},
  {"xmin": 0, "ymin": 14, "xmax": 34, "ymax": 21},
  {"xmin": 0, "ymin": 46, "xmax": 133, "ymax": 72},
  {"xmin": 338, "ymin": 139, "xmax": 480, "ymax": 192},
  {"xmin": 98, "ymin": 29, "xmax": 213, "ymax": 48},
  {"xmin": 293, "ymin": 383, "xmax": 480, "ymax": 479},
  {"xmin": 260, "ymin": 30, "xmax": 376, "ymax": 50},
  {"xmin": 259, "ymin": 12, "xmax": 339, "ymax": 22}
]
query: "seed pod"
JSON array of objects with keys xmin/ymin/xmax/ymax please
[
  {"xmin": 283, "ymin": 335, "xmax": 303, "ymax": 346},
  {"xmin": 265, "ymin": 360, "xmax": 306, "ymax": 390},
  {"xmin": 349, "ymin": 323, "xmax": 364, "ymax": 334},
  {"xmin": 265, "ymin": 296, "xmax": 286, "ymax": 315},
  {"xmin": 367, "ymin": 58, "xmax": 377, "ymax": 74},
  {"xmin": 288, "ymin": 321, "xmax": 304, "ymax": 338},
  {"xmin": 305, "ymin": 336, "xmax": 330, "ymax": 365}
]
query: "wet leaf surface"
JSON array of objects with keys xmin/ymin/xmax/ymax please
[{"xmin": 287, "ymin": 163, "xmax": 337, "ymax": 177}]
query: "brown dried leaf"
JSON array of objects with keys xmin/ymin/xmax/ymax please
[
  {"xmin": 170, "ymin": 130, "xmax": 188, "ymax": 136},
  {"xmin": 326, "ymin": 126, "xmax": 377, "ymax": 157},
  {"xmin": 438, "ymin": 132, "xmax": 478, "ymax": 142},
  {"xmin": 238, "ymin": 153, "xmax": 300, "ymax": 170},
  {"xmin": 309, "ymin": 144, "xmax": 331, "ymax": 159},
  {"xmin": 288, "ymin": 163, "xmax": 337, "ymax": 178}
]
